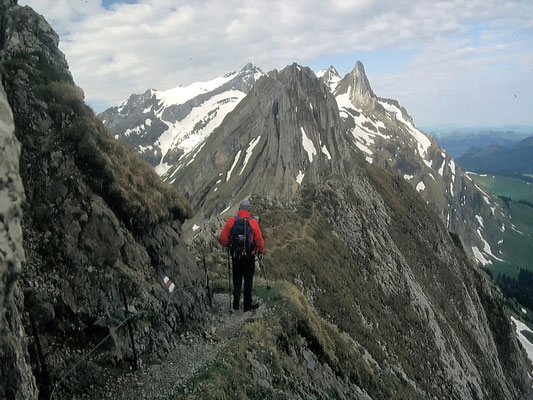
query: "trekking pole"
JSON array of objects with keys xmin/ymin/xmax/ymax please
[
  {"xmin": 258, "ymin": 254, "xmax": 271, "ymax": 290},
  {"xmin": 203, "ymin": 256, "xmax": 212, "ymax": 307},
  {"xmin": 227, "ymin": 248, "xmax": 232, "ymax": 313}
]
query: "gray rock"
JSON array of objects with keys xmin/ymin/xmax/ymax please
[{"xmin": 0, "ymin": 68, "xmax": 37, "ymax": 399}]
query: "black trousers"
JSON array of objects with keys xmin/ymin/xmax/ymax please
[{"xmin": 232, "ymin": 255, "xmax": 255, "ymax": 310}]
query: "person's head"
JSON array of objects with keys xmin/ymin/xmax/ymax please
[{"xmin": 239, "ymin": 199, "xmax": 251, "ymax": 211}]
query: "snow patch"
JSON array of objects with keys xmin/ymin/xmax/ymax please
[
  {"xmin": 321, "ymin": 145, "xmax": 332, "ymax": 160},
  {"xmin": 155, "ymin": 72, "xmax": 237, "ymax": 107},
  {"xmin": 124, "ymin": 126, "xmax": 143, "ymax": 137},
  {"xmin": 186, "ymin": 142, "xmax": 205, "ymax": 167},
  {"xmin": 522, "ymin": 308, "xmax": 527, "ymax": 315},
  {"xmin": 220, "ymin": 205, "xmax": 231, "ymax": 215},
  {"xmin": 378, "ymin": 100, "xmax": 431, "ymax": 159},
  {"xmin": 296, "ymin": 170, "xmax": 305, "ymax": 185},
  {"xmin": 511, "ymin": 224, "xmax": 524, "ymax": 235},
  {"xmin": 449, "ymin": 159, "xmax": 456, "ymax": 183},
  {"xmin": 438, "ymin": 159, "xmax": 445, "ymax": 176},
  {"xmin": 155, "ymin": 90, "xmax": 246, "ymax": 175},
  {"xmin": 477, "ymin": 229, "xmax": 505, "ymax": 262},
  {"xmin": 365, "ymin": 156, "xmax": 373, "ymax": 164},
  {"xmin": 145, "ymin": 118, "xmax": 152, "ymax": 126},
  {"xmin": 192, "ymin": 224, "xmax": 200, "ymax": 231},
  {"xmin": 240, "ymin": 136, "xmax": 261, "ymax": 174},
  {"xmin": 404, "ymin": 174, "xmax": 414, "ymax": 181},
  {"xmin": 498, "ymin": 239, "xmax": 504, "ymax": 245},
  {"xmin": 475, "ymin": 215, "xmax": 484, "ymax": 228},
  {"xmin": 301, "ymin": 127, "xmax": 317, "ymax": 162},
  {"xmin": 474, "ymin": 184, "xmax": 491, "ymax": 204},
  {"xmin": 226, "ymin": 150, "xmax": 242, "ymax": 182},
  {"xmin": 510, "ymin": 316, "xmax": 533, "ymax": 364},
  {"xmin": 416, "ymin": 181, "xmax": 425, "ymax": 192},
  {"xmin": 472, "ymin": 246, "xmax": 491, "ymax": 266}
]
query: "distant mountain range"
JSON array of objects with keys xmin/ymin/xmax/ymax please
[
  {"xmin": 456, "ymin": 136, "xmax": 533, "ymax": 176},
  {"xmin": 429, "ymin": 129, "xmax": 532, "ymax": 158}
]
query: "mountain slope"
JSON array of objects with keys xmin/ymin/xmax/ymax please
[
  {"xmin": 99, "ymin": 63, "xmax": 264, "ymax": 175},
  {"xmin": 169, "ymin": 64, "xmax": 353, "ymax": 224},
  {"xmin": 330, "ymin": 61, "xmax": 511, "ymax": 270},
  {"xmin": 0, "ymin": 2, "xmax": 207, "ymax": 397},
  {"xmin": 457, "ymin": 136, "xmax": 533, "ymax": 175},
  {"xmin": 176, "ymin": 63, "xmax": 533, "ymax": 399}
]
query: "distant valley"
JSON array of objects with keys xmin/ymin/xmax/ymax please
[{"xmin": 429, "ymin": 128, "xmax": 532, "ymax": 158}]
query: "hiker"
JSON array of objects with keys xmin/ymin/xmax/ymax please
[{"xmin": 219, "ymin": 199, "xmax": 264, "ymax": 311}]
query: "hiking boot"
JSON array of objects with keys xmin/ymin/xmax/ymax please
[{"xmin": 243, "ymin": 303, "xmax": 259, "ymax": 312}]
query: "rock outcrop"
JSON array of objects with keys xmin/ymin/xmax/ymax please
[
  {"xmin": 0, "ymin": 2, "xmax": 207, "ymax": 397},
  {"xmin": 0, "ymin": 67, "xmax": 38, "ymax": 399}
]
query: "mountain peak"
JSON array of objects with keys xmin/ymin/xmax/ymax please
[
  {"xmin": 240, "ymin": 62, "xmax": 262, "ymax": 73},
  {"xmin": 353, "ymin": 60, "xmax": 366, "ymax": 74},
  {"xmin": 317, "ymin": 65, "xmax": 341, "ymax": 91},
  {"xmin": 335, "ymin": 60, "xmax": 376, "ymax": 109}
]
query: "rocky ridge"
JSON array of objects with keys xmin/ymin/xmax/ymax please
[{"xmin": 0, "ymin": 2, "xmax": 208, "ymax": 398}]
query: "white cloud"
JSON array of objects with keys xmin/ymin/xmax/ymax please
[{"xmin": 19, "ymin": 0, "xmax": 533, "ymax": 127}]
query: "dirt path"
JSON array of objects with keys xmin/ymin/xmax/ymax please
[{"xmin": 70, "ymin": 293, "xmax": 267, "ymax": 400}]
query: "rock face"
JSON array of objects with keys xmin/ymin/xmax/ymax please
[
  {"xmin": 0, "ymin": 71, "xmax": 24, "ymax": 328},
  {"xmin": 0, "ymin": 2, "xmax": 207, "ymax": 397},
  {"xmin": 0, "ymin": 68, "xmax": 38, "ymax": 399},
  {"xmin": 172, "ymin": 64, "xmax": 355, "ymax": 226},
  {"xmin": 332, "ymin": 61, "xmax": 509, "ymax": 268},
  {"xmin": 177, "ymin": 63, "xmax": 533, "ymax": 398},
  {"xmin": 99, "ymin": 63, "xmax": 264, "ymax": 175}
]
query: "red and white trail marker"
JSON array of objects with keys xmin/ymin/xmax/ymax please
[{"xmin": 163, "ymin": 276, "xmax": 175, "ymax": 293}]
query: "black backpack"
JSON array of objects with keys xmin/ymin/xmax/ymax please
[{"xmin": 230, "ymin": 216, "xmax": 255, "ymax": 259}]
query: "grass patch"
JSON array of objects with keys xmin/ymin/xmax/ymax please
[
  {"xmin": 483, "ymin": 202, "xmax": 533, "ymax": 275},
  {"xmin": 469, "ymin": 174, "xmax": 533, "ymax": 203}
]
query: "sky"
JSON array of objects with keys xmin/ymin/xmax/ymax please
[{"xmin": 19, "ymin": 0, "xmax": 533, "ymax": 130}]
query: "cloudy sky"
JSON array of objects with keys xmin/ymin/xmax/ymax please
[{"xmin": 20, "ymin": 0, "xmax": 533, "ymax": 129}]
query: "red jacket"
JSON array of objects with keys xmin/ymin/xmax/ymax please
[{"xmin": 219, "ymin": 209, "xmax": 264, "ymax": 254}]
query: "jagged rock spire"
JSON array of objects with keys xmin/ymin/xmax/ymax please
[{"xmin": 335, "ymin": 60, "xmax": 376, "ymax": 109}]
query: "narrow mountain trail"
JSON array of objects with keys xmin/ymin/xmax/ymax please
[{"xmin": 70, "ymin": 293, "xmax": 268, "ymax": 400}]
